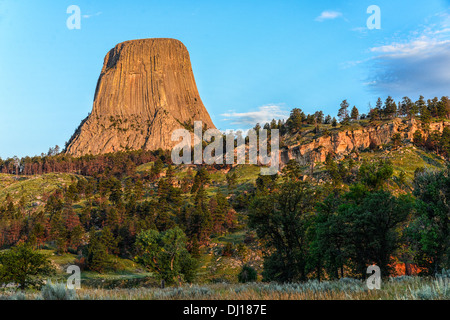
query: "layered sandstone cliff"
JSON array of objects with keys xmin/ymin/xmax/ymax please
[
  {"xmin": 281, "ymin": 118, "xmax": 450, "ymax": 165},
  {"xmin": 65, "ymin": 38, "xmax": 215, "ymax": 156}
]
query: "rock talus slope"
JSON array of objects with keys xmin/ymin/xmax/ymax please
[{"xmin": 65, "ymin": 38, "xmax": 215, "ymax": 156}]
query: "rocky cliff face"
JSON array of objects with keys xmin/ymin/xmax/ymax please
[
  {"xmin": 65, "ymin": 38, "xmax": 215, "ymax": 156},
  {"xmin": 281, "ymin": 118, "xmax": 450, "ymax": 165}
]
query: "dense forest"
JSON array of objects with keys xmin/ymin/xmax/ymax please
[{"xmin": 0, "ymin": 95, "xmax": 449, "ymax": 286}]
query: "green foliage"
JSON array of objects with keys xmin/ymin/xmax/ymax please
[
  {"xmin": 210, "ymin": 192, "xmax": 231, "ymax": 235},
  {"xmin": 391, "ymin": 133, "xmax": 402, "ymax": 148},
  {"xmin": 226, "ymin": 171, "xmax": 237, "ymax": 191},
  {"xmin": 151, "ymin": 158, "xmax": 164, "ymax": 176},
  {"xmin": 338, "ymin": 100, "xmax": 349, "ymax": 123},
  {"xmin": 191, "ymin": 167, "xmax": 210, "ymax": 194},
  {"xmin": 286, "ymin": 108, "xmax": 305, "ymax": 133},
  {"xmin": 408, "ymin": 166, "xmax": 450, "ymax": 274},
  {"xmin": 41, "ymin": 280, "xmax": 76, "ymax": 300},
  {"xmin": 135, "ymin": 227, "xmax": 197, "ymax": 284},
  {"xmin": 108, "ymin": 177, "xmax": 123, "ymax": 204},
  {"xmin": 338, "ymin": 188, "xmax": 412, "ymax": 277},
  {"xmin": 311, "ymin": 187, "xmax": 412, "ymax": 279},
  {"xmin": 358, "ymin": 160, "xmax": 393, "ymax": 189},
  {"xmin": 350, "ymin": 106, "xmax": 359, "ymax": 120},
  {"xmin": 249, "ymin": 180, "xmax": 319, "ymax": 282},
  {"xmin": 0, "ymin": 243, "xmax": 54, "ymax": 289},
  {"xmin": 238, "ymin": 264, "xmax": 257, "ymax": 283},
  {"xmin": 255, "ymin": 173, "xmax": 277, "ymax": 194},
  {"xmin": 384, "ymin": 96, "xmax": 397, "ymax": 119},
  {"xmin": 281, "ymin": 159, "xmax": 302, "ymax": 181},
  {"xmin": 85, "ymin": 227, "xmax": 119, "ymax": 273},
  {"xmin": 440, "ymin": 127, "xmax": 450, "ymax": 157},
  {"xmin": 325, "ymin": 154, "xmax": 346, "ymax": 186},
  {"xmin": 413, "ymin": 130, "xmax": 425, "ymax": 146}
]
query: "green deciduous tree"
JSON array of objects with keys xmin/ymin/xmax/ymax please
[
  {"xmin": 249, "ymin": 180, "xmax": 319, "ymax": 282},
  {"xmin": 336, "ymin": 186, "xmax": 412, "ymax": 277},
  {"xmin": 0, "ymin": 243, "xmax": 54, "ymax": 289},
  {"xmin": 135, "ymin": 227, "xmax": 197, "ymax": 284},
  {"xmin": 409, "ymin": 167, "xmax": 450, "ymax": 274}
]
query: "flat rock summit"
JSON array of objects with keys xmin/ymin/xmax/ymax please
[{"xmin": 65, "ymin": 38, "xmax": 215, "ymax": 156}]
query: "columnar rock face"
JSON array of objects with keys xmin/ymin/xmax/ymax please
[
  {"xmin": 65, "ymin": 38, "xmax": 215, "ymax": 156},
  {"xmin": 281, "ymin": 118, "xmax": 450, "ymax": 165}
]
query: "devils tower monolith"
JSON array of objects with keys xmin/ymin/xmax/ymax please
[{"xmin": 65, "ymin": 38, "xmax": 215, "ymax": 156}]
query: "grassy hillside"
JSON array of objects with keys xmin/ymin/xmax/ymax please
[{"xmin": 0, "ymin": 173, "xmax": 87, "ymax": 209}]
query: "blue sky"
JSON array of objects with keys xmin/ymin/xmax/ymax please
[{"xmin": 1, "ymin": 0, "xmax": 450, "ymax": 158}]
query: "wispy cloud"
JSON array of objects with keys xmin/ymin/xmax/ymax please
[
  {"xmin": 365, "ymin": 12, "xmax": 450, "ymax": 97},
  {"xmin": 341, "ymin": 58, "xmax": 370, "ymax": 69},
  {"xmin": 351, "ymin": 26, "xmax": 370, "ymax": 37},
  {"xmin": 221, "ymin": 104, "xmax": 289, "ymax": 127},
  {"xmin": 82, "ymin": 12, "xmax": 102, "ymax": 19},
  {"xmin": 315, "ymin": 11, "xmax": 343, "ymax": 22}
]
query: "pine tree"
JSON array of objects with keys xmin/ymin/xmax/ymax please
[
  {"xmin": 338, "ymin": 100, "xmax": 349, "ymax": 123},
  {"xmin": 151, "ymin": 158, "xmax": 164, "ymax": 177},
  {"xmin": 428, "ymin": 97, "xmax": 439, "ymax": 118},
  {"xmin": 190, "ymin": 185, "xmax": 212, "ymax": 244},
  {"xmin": 226, "ymin": 171, "xmax": 237, "ymax": 191},
  {"xmin": 314, "ymin": 111, "xmax": 324, "ymax": 124},
  {"xmin": 437, "ymin": 96, "xmax": 450, "ymax": 119},
  {"xmin": 369, "ymin": 107, "xmax": 379, "ymax": 124},
  {"xmin": 49, "ymin": 210, "xmax": 67, "ymax": 254},
  {"xmin": 134, "ymin": 179, "xmax": 144, "ymax": 200},
  {"xmin": 441, "ymin": 96, "xmax": 450, "ymax": 119},
  {"xmin": 108, "ymin": 177, "xmax": 123, "ymax": 205},
  {"xmin": 209, "ymin": 192, "xmax": 229, "ymax": 235},
  {"xmin": 375, "ymin": 97, "xmax": 383, "ymax": 120},
  {"xmin": 400, "ymin": 96, "xmax": 414, "ymax": 118},
  {"xmin": 286, "ymin": 108, "xmax": 305, "ymax": 133},
  {"xmin": 384, "ymin": 96, "xmax": 397, "ymax": 119},
  {"xmin": 350, "ymin": 106, "xmax": 359, "ymax": 120},
  {"xmin": 416, "ymin": 95, "xmax": 429, "ymax": 121}
]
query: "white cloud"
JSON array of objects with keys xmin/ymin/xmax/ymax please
[
  {"xmin": 370, "ymin": 38, "xmax": 450, "ymax": 56},
  {"xmin": 351, "ymin": 27, "xmax": 368, "ymax": 34},
  {"xmin": 315, "ymin": 11, "xmax": 342, "ymax": 22},
  {"xmin": 341, "ymin": 58, "xmax": 369, "ymax": 69},
  {"xmin": 221, "ymin": 104, "xmax": 289, "ymax": 127},
  {"xmin": 82, "ymin": 12, "xmax": 102, "ymax": 19},
  {"xmin": 366, "ymin": 13, "xmax": 450, "ymax": 97}
]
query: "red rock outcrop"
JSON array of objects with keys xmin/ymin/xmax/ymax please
[
  {"xmin": 65, "ymin": 38, "xmax": 215, "ymax": 156},
  {"xmin": 281, "ymin": 118, "xmax": 450, "ymax": 165}
]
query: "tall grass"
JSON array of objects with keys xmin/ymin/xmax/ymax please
[{"xmin": 1, "ymin": 274, "xmax": 448, "ymax": 300}]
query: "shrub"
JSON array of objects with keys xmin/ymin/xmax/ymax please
[
  {"xmin": 238, "ymin": 265, "xmax": 257, "ymax": 283},
  {"xmin": 0, "ymin": 292, "xmax": 27, "ymax": 300},
  {"xmin": 41, "ymin": 281, "xmax": 76, "ymax": 300},
  {"xmin": 222, "ymin": 242, "xmax": 234, "ymax": 257}
]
